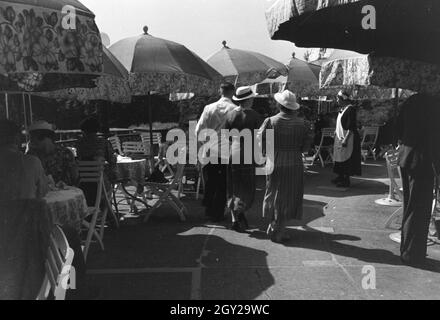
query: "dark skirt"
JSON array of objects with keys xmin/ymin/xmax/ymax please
[
  {"xmin": 334, "ymin": 132, "xmax": 362, "ymax": 177},
  {"xmin": 227, "ymin": 164, "xmax": 256, "ymax": 213}
]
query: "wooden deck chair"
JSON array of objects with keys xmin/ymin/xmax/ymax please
[
  {"xmin": 176, "ymin": 133, "xmax": 205, "ymax": 200},
  {"xmin": 108, "ymin": 136, "xmax": 123, "ymax": 155},
  {"xmin": 312, "ymin": 128, "xmax": 335, "ymax": 168},
  {"xmin": 122, "ymin": 141, "xmax": 150, "ymax": 158},
  {"xmin": 37, "ymin": 226, "xmax": 74, "ymax": 300},
  {"xmin": 382, "ymin": 149, "xmax": 405, "ymax": 227},
  {"xmin": 179, "ymin": 163, "xmax": 205, "ymax": 200},
  {"xmin": 156, "ymin": 142, "xmax": 174, "ymax": 177},
  {"xmin": 78, "ymin": 161, "xmax": 116, "ymax": 261},
  {"xmin": 143, "ymin": 163, "xmax": 187, "ymax": 223},
  {"xmin": 140, "ymin": 132, "xmax": 162, "ymax": 147},
  {"xmin": 361, "ymin": 126, "xmax": 380, "ymax": 162}
]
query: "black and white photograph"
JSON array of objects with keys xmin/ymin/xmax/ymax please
[{"xmin": 0, "ymin": 0, "xmax": 440, "ymax": 305}]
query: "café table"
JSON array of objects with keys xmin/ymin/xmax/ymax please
[
  {"xmin": 115, "ymin": 157, "xmax": 150, "ymax": 211},
  {"xmin": 44, "ymin": 187, "xmax": 89, "ymax": 233}
]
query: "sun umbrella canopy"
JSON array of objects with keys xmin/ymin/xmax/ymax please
[
  {"xmin": 0, "ymin": 0, "xmax": 103, "ymax": 92},
  {"xmin": 312, "ymin": 49, "xmax": 364, "ymax": 66},
  {"xmin": 109, "ymin": 27, "xmax": 222, "ymax": 96},
  {"xmin": 36, "ymin": 47, "xmax": 131, "ymax": 103},
  {"xmin": 254, "ymin": 54, "xmax": 320, "ymax": 97},
  {"xmin": 207, "ymin": 41, "xmax": 288, "ymax": 86},
  {"xmin": 266, "ymin": 0, "xmax": 440, "ymax": 66},
  {"xmin": 286, "ymin": 55, "xmax": 320, "ymax": 96},
  {"xmin": 320, "ymin": 54, "xmax": 438, "ymax": 96}
]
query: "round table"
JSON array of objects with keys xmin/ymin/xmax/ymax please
[
  {"xmin": 115, "ymin": 157, "xmax": 150, "ymax": 212},
  {"xmin": 116, "ymin": 158, "xmax": 148, "ymax": 184},
  {"xmin": 44, "ymin": 187, "xmax": 88, "ymax": 233}
]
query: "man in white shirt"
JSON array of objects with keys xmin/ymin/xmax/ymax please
[{"xmin": 196, "ymin": 83, "xmax": 236, "ymax": 222}]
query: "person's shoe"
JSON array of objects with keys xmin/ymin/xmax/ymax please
[
  {"xmin": 400, "ymin": 256, "xmax": 426, "ymax": 267},
  {"xmin": 331, "ymin": 176, "xmax": 343, "ymax": 185},
  {"xmin": 271, "ymin": 234, "xmax": 291, "ymax": 244},
  {"xmin": 231, "ymin": 222, "xmax": 245, "ymax": 233},
  {"xmin": 336, "ymin": 178, "xmax": 351, "ymax": 188},
  {"xmin": 210, "ymin": 216, "xmax": 226, "ymax": 223},
  {"xmin": 238, "ymin": 213, "xmax": 250, "ymax": 230}
]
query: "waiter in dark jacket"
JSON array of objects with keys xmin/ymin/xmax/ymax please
[{"xmin": 397, "ymin": 93, "xmax": 440, "ymax": 265}]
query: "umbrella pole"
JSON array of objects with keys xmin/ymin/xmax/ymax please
[
  {"xmin": 28, "ymin": 94, "xmax": 33, "ymax": 124},
  {"xmin": 22, "ymin": 93, "xmax": 28, "ymax": 132},
  {"xmin": 393, "ymin": 88, "xmax": 400, "ymax": 145},
  {"xmin": 5, "ymin": 93, "xmax": 9, "ymax": 119},
  {"xmin": 148, "ymin": 92, "xmax": 154, "ymax": 153}
]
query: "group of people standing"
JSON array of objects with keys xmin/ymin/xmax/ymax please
[
  {"xmin": 196, "ymin": 83, "xmax": 311, "ymax": 243},
  {"xmin": 196, "ymin": 83, "xmax": 440, "ymax": 266}
]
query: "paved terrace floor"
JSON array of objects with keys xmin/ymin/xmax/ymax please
[{"xmin": 85, "ymin": 161, "xmax": 440, "ymax": 300}]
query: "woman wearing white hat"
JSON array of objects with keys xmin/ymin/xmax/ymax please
[{"xmin": 258, "ymin": 90, "xmax": 311, "ymax": 243}]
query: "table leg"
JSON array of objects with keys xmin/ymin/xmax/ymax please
[{"xmin": 120, "ymin": 183, "xmax": 151, "ymax": 212}]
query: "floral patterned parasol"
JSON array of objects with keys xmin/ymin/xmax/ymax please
[
  {"xmin": 35, "ymin": 47, "xmax": 131, "ymax": 103},
  {"xmin": 320, "ymin": 54, "xmax": 439, "ymax": 96},
  {"xmin": 0, "ymin": 0, "xmax": 103, "ymax": 92}
]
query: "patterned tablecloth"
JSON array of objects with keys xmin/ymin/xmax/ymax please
[
  {"xmin": 44, "ymin": 187, "xmax": 89, "ymax": 233},
  {"xmin": 116, "ymin": 158, "xmax": 148, "ymax": 184}
]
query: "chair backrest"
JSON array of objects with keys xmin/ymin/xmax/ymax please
[
  {"xmin": 362, "ymin": 126, "xmax": 380, "ymax": 147},
  {"xmin": 37, "ymin": 225, "xmax": 74, "ymax": 300},
  {"xmin": 140, "ymin": 133, "xmax": 162, "ymax": 146},
  {"xmin": 170, "ymin": 163, "xmax": 186, "ymax": 186},
  {"xmin": 318, "ymin": 128, "xmax": 335, "ymax": 147},
  {"xmin": 122, "ymin": 141, "xmax": 150, "ymax": 156},
  {"xmin": 322, "ymin": 128, "xmax": 336, "ymax": 138},
  {"xmin": 108, "ymin": 136, "xmax": 122, "ymax": 155},
  {"xmin": 385, "ymin": 149, "xmax": 402, "ymax": 181},
  {"xmin": 78, "ymin": 161, "xmax": 104, "ymax": 209}
]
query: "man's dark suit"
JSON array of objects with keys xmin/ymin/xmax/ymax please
[{"xmin": 397, "ymin": 94, "xmax": 440, "ymax": 264}]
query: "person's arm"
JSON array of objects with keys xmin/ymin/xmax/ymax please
[
  {"xmin": 302, "ymin": 121, "xmax": 314, "ymax": 153},
  {"xmin": 35, "ymin": 159, "xmax": 49, "ymax": 198},
  {"xmin": 396, "ymin": 104, "xmax": 405, "ymax": 146},
  {"xmin": 195, "ymin": 107, "xmax": 209, "ymax": 138},
  {"xmin": 65, "ymin": 149, "xmax": 79, "ymax": 186},
  {"xmin": 342, "ymin": 107, "xmax": 355, "ymax": 147},
  {"xmin": 257, "ymin": 118, "xmax": 272, "ymax": 157}
]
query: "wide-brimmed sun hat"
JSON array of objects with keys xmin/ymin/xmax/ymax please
[
  {"xmin": 28, "ymin": 120, "xmax": 55, "ymax": 133},
  {"xmin": 337, "ymin": 90, "xmax": 350, "ymax": 101},
  {"xmin": 233, "ymin": 86, "xmax": 257, "ymax": 101},
  {"xmin": 274, "ymin": 90, "xmax": 300, "ymax": 111}
]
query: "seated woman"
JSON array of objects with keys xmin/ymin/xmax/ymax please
[
  {"xmin": 26, "ymin": 120, "xmax": 78, "ymax": 186},
  {"xmin": 76, "ymin": 118, "xmax": 117, "ymax": 204},
  {"xmin": 0, "ymin": 120, "xmax": 48, "ymax": 201},
  {"xmin": 1, "ymin": 120, "xmax": 88, "ymax": 299}
]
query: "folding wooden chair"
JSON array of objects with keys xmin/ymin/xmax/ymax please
[
  {"xmin": 179, "ymin": 163, "xmax": 205, "ymax": 200},
  {"xmin": 361, "ymin": 126, "xmax": 380, "ymax": 162},
  {"xmin": 312, "ymin": 128, "xmax": 335, "ymax": 168},
  {"xmin": 122, "ymin": 141, "xmax": 151, "ymax": 158},
  {"xmin": 108, "ymin": 136, "xmax": 123, "ymax": 155},
  {"xmin": 143, "ymin": 163, "xmax": 188, "ymax": 223},
  {"xmin": 140, "ymin": 132, "xmax": 162, "ymax": 147},
  {"xmin": 37, "ymin": 225, "xmax": 75, "ymax": 300},
  {"xmin": 175, "ymin": 133, "xmax": 205, "ymax": 200},
  {"xmin": 78, "ymin": 161, "xmax": 117, "ymax": 261},
  {"xmin": 381, "ymin": 150, "xmax": 405, "ymax": 227}
]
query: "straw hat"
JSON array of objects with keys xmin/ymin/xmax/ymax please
[
  {"xmin": 28, "ymin": 120, "xmax": 55, "ymax": 132},
  {"xmin": 233, "ymin": 86, "xmax": 257, "ymax": 101},
  {"xmin": 274, "ymin": 90, "xmax": 300, "ymax": 111}
]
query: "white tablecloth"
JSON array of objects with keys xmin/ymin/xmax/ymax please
[
  {"xmin": 44, "ymin": 187, "xmax": 88, "ymax": 232},
  {"xmin": 116, "ymin": 158, "xmax": 148, "ymax": 184}
]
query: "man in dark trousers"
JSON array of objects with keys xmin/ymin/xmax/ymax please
[
  {"xmin": 397, "ymin": 93, "xmax": 440, "ymax": 265},
  {"xmin": 196, "ymin": 83, "xmax": 236, "ymax": 222}
]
